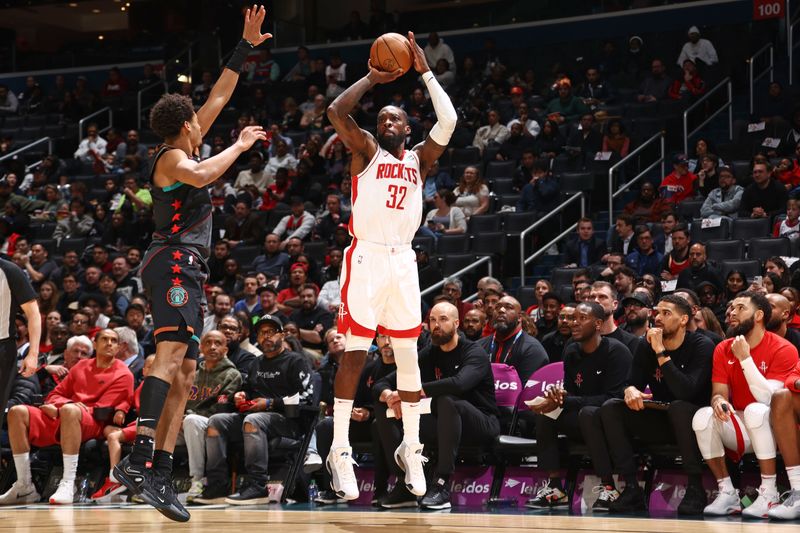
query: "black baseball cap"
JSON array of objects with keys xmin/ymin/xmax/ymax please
[
  {"xmin": 255, "ymin": 313, "xmax": 283, "ymax": 333},
  {"xmin": 622, "ymin": 293, "xmax": 652, "ymax": 307}
]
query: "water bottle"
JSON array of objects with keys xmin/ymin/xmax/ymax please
[
  {"xmin": 308, "ymin": 479, "xmax": 318, "ymax": 506},
  {"xmin": 78, "ymin": 477, "xmax": 91, "ymax": 504}
]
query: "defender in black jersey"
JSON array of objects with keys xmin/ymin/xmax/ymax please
[{"xmin": 113, "ymin": 5, "xmax": 270, "ymax": 523}]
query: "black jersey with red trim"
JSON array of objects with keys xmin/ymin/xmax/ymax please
[{"xmin": 147, "ymin": 145, "xmax": 213, "ymax": 259}]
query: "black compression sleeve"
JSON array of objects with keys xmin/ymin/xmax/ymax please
[{"xmin": 226, "ymin": 39, "xmax": 254, "ymax": 73}]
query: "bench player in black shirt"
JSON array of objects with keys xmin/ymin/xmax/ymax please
[
  {"xmin": 596, "ymin": 295, "xmax": 714, "ymax": 514},
  {"xmin": 113, "ymin": 6, "xmax": 270, "ymax": 522}
]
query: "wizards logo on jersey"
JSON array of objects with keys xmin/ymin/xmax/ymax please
[{"xmin": 167, "ymin": 285, "xmax": 189, "ymax": 307}]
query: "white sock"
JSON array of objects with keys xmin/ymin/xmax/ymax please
[
  {"xmin": 717, "ymin": 476, "xmax": 735, "ymax": 493},
  {"xmin": 62, "ymin": 454, "xmax": 79, "ymax": 484},
  {"xmin": 401, "ymin": 401, "xmax": 421, "ymax": 445},
  {"xmin": 109, "ymin": 468, "xmax": 118, "ymax": 483},
  {"xmin": 332, "ymin": 398, "xmax": 354, "ymax": 449},
  {"xmin": 761, "ymin": 474, "xmax": 778, "ymax": 494},
  {"xmin": 787, "ymin": 466, "xmax": 800, "ymax": 491},
  {"xmin": 13, "ymin": 453, "xmax": 31, "ymax": 486}
]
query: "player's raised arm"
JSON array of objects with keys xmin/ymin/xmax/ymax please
[
  {"xmin": 327, "ymin": 63, "xmax": 403, "ymax": 171},
  {"xmin": 196, "ymin": 4, "xmax": 272, "ymax": 136},
  {"xmin": 408, "ymin": 31, "xmax": 457, "ymax": 180}
]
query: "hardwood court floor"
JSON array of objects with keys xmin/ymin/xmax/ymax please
[{"xmin": 2, "ymin": 506, "xmax": 800, "ymax": 533}]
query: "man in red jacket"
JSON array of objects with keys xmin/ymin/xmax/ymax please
[
  {"xmin": 659, "ymin": 154, "xmax": 697, "ymax": 204},
  {"xmin": 0, "ymin": 329, "xmax": 133, "ymax": 506}
]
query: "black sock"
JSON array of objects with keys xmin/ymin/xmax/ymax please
[
  {"xmin": 129, "ymin": 376, "xmax": 171, "ymax": 467},
  {"xmin": 153, "ymin": 449, "xmax": 173, "ymax": 478},
  {"xmin": 623, "ymin": 474, "xmax": 638, "ymax": 489},
  {"xmin": 548, "ymin": 477, "xmax": 562, "ymax": 490}
]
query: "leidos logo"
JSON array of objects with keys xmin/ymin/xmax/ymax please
[
  {"xmin": 450, "ymin": 481, "xmax": 490, "ymax": 494},
  {"xmin": 494, "ymin": 380, "xmax": 519, "ymax": 391}
]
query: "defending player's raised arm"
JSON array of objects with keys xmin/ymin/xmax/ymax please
[
  {"xmin": 327, "ymin": 64, "xmax": 402, "ymax": 169},
  {"xmin": 168, "ymin": 125, "xmax": 266, "ymax": 188},
  {"xmin": 196, "ymin": 5, "xmax": 272, "ymax": 136},
  {"xmin": 408, "ymin": 31, "xmax": 457, "ymax": 180}
]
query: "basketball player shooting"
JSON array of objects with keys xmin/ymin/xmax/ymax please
[
  {"xmin": 325, "ymin": 32, "xmax": 457, "ymax": 500},
  {"xmin": 112, "ymin": 5, "xmax": 270, "ymax": 522}
]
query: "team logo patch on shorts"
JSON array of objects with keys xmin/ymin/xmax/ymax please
[{"xmin": 167, "ymin": 285, "xmax": 189, "ymax": 307}]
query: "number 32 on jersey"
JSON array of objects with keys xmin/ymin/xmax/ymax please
[{"xmin": 386, "ymin": 184, "xmax": 407, "ymax": 210}]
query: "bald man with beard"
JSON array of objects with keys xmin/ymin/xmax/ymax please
[
  {"xmin": 766, "ymin": 294, "xmax": 800, "ymax": 355},
  {"xmin": 479, "ymin": 295, "xmax": 549, "ymax": 382}
]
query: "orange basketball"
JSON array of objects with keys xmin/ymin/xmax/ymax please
[{"xmin": 369, "ymin": 32, "xmax": 413, "ymax": 74}]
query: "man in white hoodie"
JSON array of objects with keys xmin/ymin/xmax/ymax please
[
  {"xmin": 677, "ymin": 26, "xmax": 718, "ymax": 68},
  {"xmin": 424, "ymin": 32, "xmax": 456, "ymax": 74}
]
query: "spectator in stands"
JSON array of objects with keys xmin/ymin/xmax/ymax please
[
  {"xmin": 424, "ymin": 32, "xmax": 456, "ymax": 74},
  {"xmin": 437, "ymin": 278, "xmax": 471, "ymax": 325},
  {"xmin": 624, "ymin": 225, "xmax": 663, "ymax": 277},
  {"xmin": 101, "ymin": 67, "xmax": 129, "ymax": 99},
  {"xmin": 273, "ymin": 196, "xmax": 314, "ymax": 248},
  {"xmin": 765, "ymin": 257, "xmax": 792, "ymax": 288},
  {"xmin": 315, "ymin": 194, "xmax": 350, "ymax": 244},
  {"xmin": 564, "ymin": 217, "xmax": 607, "ymax": 268},
  {"xmin": 472, "ymin": 110, "xmax": 510, "ymax": 155},
  {"xmin": 218, "ymin": 316, "xmax": 257, "ymax": 377},
  {"xmin": 114, "ymin": 129, "xmax": 147, "ymax": 163},
  {"xmin": 637, "ymin": 58, "xmax": 672, "ymax": 103},
  {"xmin": 289, "ymin": 284, "xmax": 333, "ymax": 352},
  {"xmin": 660, "ymin": 154, "xmax": 697, "ymax": 204},
  {"xmin": 117, "ymin": 175, "xmax": 152, "ymax": 214},
  {"xmin": 774, "ymin": 198, "xmax": 800, "ymax": 242},
  {"xmin": 565, "ymin": 112, "xmax": 602, "ymax": 167},
  {"xmin": 38, "ymin": 333, "xmax": 91, "ymax": 397},
  {"xmin": 277, "ymin": 262, "xmax": 310, "ymax": 315},
  {"xmin": 420, "ymin": 189, "xmax": 465, "ymax": 239},
  {"xmin": 534, "ymin": 292, "xmax": 561, "ymax": 341},
  {"xmin": 19, "ymin": 242, "xmax": 56, "ymax": 288},
  {"xmin": 766, "ymin": 294, "xmax": 800, "ymax": 355},
  {"xmin": 621, "ymin": 291, "xmax": 651, "ymax": 337},
  {"xmin": 623, "ymin": 182, "xmax": 669, "ymax": 224},
  {"xmin": 264, "ymin": 139, "xmax": 298, "ymax": 180},
  {"xmin": 375, "ymin": 302, "xmax": 500, "ymax": 510},
  {"xmin": 197, "ymin": 314, "xmax": 313, "ymax": 505},
  {"xmin": 423, "ymin": 159, "xmax": 455, "ymax": 208},
  {"xmin": 609, "ymin": 213, "xmax": 636, "ymax": 255},
  {"xmin": 234, "ymin": 152, "xmax": 270, "ymax": 194},
  {"xmin": 693, "ymin": 292, "xmax": 795, "ymax": 517},
  {"xmin": 577, "ymin": 67, "xmax": 614, "ymax": 110},
  {"xmin": 112, "ymin": 325, "xmax": 143, "ymax": 384},
  {"xmin": 780, "ymin": 108, "xmax": 800, "ymax": 156},
  {"xmin": 283, "ymin": 46, "xmax": 312, "ymax": 82},
  {"xmin": 545, "ymin": 78, "xmax": 590, "ymax": 125},
  {"xmin": 668, "ymin": 60, "xmax": 706, "ymax": 101},
  {"xmin": 516, "ymin": 159, "xmax": 559, "ymax": 215},
  {"xmin": 725, "ymin": 270, "xmax": 747, "ymax": 301},
  {"xmin": 508, "ymin": 101, "xmax": 540, "ymax": 139},
  {"xmin": 248, "ymin": 49, "xmax": 281, "ymax": 83},
  {"xmin": 739, "ymin": 162, "xmax": 788, "ymax": 219},
  {"xmin": 540, "ymin": 303, "xmax": 575, "ymax": 363},
  {"xmin": 677, "ymin": 243, "xmax": 722, "ymax": 292},
  {"xmin": 677, "ymin": 26, "xmax": 719, "ymax": 68},
  {"xmin": 675, "ymin": 289, "xmax": 724, "ymax": 344},
  {"xmin": 694, "ymin": 153, "xmax": 720, "ymax": 197},
  {"xmin": 525, "ymin": 301, "xmax": 631, "ymax": 510},
  {"xmin": 497, "ymin": 121, "xmax": 536, "ymax": 163},
  {"xmin": 535, "ymin": 119, "xmax": 565, "ymax": 160},
  {"xmin": 224, "ymin": 198, "xmax": 263, "ymax": 248},
  {"xmin": 257, "ymin": 285, "xmax": 281, "ymax": 318},
  {"xmin": 601, "ymin": 119, "xmax": 630, "ymax": 159},
  {"xmin": 73, "ymin": 123, "xmax": 107, "ymax": 165},
  {"xmin": 453, "ymin": 166, "xmax": 489, "ymax": 219},
  {"xmin": 700, "ymin": 166, "xmax": 742, "ymax": 219},
  {"xmin": 590, "ymin": 281, "xmax": 641, "ymax": 355},
  {"xmin": 598, "ymin": 294, "xmax": 713, "ymax": 514},
  {"xmin": 660, "ymin": 224, "xmax": 691, "ymax": 281},
  {"xmin": 510, "ymin": 150, "xmax": 537, "ymax": 192},
  {"xmin": 462, "ymin": 308, "xmax": 487, "ymax": 342},
  {"xmin": 260, "ymin": 167, "xmax": 291, "ymax": 212},
  {"xmin": 0, "ymin": 329, "xmax": 132, "ymax": 506},
  {"xmin": 233, "ymin": 275, "xmax": 260, "ymax": 316},
  {"xmin": 0, "ymin": 84, "xmax": 19, "ymax": 115},
  {"xmin": 203, "ymin": 293, "xmax": 232, "ymax": 335},
  {"xmin": 252, "ymin": 233, "xmax": 290, "ymax": 279}
]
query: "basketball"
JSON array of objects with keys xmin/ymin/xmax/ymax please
[{"xmin": 369, "ymin": 32, "xmax": 413, "ymax": 74}]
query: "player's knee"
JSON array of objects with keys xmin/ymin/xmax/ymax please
[
  {"xmin": 8, "ymin": 405, "xmax": 27, "ymax": 422},
  {"xmin": 59, "ymin": 403, "xmax": 81, "ymax": 420},
  {"xmin": 435, "ymin": 395, "xmax": 456, "ymax": 412},
  {"xmin": 771, "ymin": 389, "xmax": 792, "ymax": 412},
  {"xmin": 207, "ymin": 426, "xmax": 220, "ymax": 437},
  {"xmin": 344, "ymin": 333, "xmax": 372, "ymax": 352},
  {"xmin": 744, "ymin": 403, "xmax": 770, "ymax": 430},
  {"xmin": 243, "ymin": 422, "xmax": 258, "ymax": 433},
  {"xmin": 691, "ymin": 406, "xmax": 714, "ymax": 432},
  {"xmin": 107, "ymin": 430, "xmax": 121, "ymax": 443}
]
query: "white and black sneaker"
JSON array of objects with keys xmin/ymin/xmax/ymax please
[
  {"xmin": 591, "ymin": 485, "xmax": 619, "ymax": 512},
  {"xmin": 525, "ymin": 483, "xmax": 569, "ymax": 509},
  {"xmin": 768, "ymin": 489, "xmax": 800, "ymax": 520},
  {"xmin": 0, "ymin": 480, "xmax": 40, "ymax": 505},
  {"xmin": 315, "ymin": 489, "xmax": 346, "ymax": 505},
  {"xmin": 379, "ymin": 483, "xmax": 419, "ymax": 509},
  {"xmin": 326, "ymin": 446, "xmax": 359, "ymax": 501},
  {"xmin": 394, "ymin": 442, "xmax": 428, "ymax": 497}
]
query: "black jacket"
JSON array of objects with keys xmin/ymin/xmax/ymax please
[
  {"xmin": 564, "ymin": 237, "xmax": 607, "ymax": 267},
  {"xmin": 562, "ymin": 336, "xmax": 632, "ymax": 411},
  {"xmin": 738, "ymin": 179, "xmax": 788, "ymax": 219},
  {"xmin": 479, "ymin": 328, "xmax": 549, "ymax": 382},
  {"xmin": 243, "ymin": 349, "xmax": 314, "ymax": 411}
]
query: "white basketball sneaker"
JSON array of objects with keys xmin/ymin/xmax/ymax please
[
  {"xmin": 768, "ymin": 490, "xmax": 800, "ymax": 520},
  {"xmin": 326, "ymin": 446, "xmax": 359, "ymax": 501},
  {"xmin": 742, "ymin": 487, "xmax": 780, "ymax": 518},
  {"xmin": 0, "ymin": 480, "xmax": 40, "ymax": 505},
  {"xmin": 704, "ymin": 489, "xmax": 742, "ymax": 516},
  {"xmin": 394, "ymin": 442, "xmax": 428, "ymax": 497},
  {"xmin": 49, "ymin": 479, "xmax": 75, "ymax": 505}
]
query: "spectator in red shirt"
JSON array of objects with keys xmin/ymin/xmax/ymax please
[
  {"xmin": 692, "ymin": 292, "xmax": 797, "ymax": 517},
  {"xmin": 668, "ymin": 59, "xmax": 705, "ymax": 101},
  {"xmin": 101, "ymin": 67, "xmax": 129, "ymax": 98},
  {"xmin": 659, "ymin": 154, "xmax": 697, "ymax": 204},
  {"xmin": 0, "ymin": 329, "xmax": 133, "ymax": 506}
]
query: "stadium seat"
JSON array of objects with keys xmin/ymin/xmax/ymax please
[
  {"xmin": 495, "ymin": 194, "xmax": 521, "ymax": 210},
  {"xmin": 302, "ymin": 240, "xmax": 328, "ymax": 265},
  {"xmin": 450, "ymin": 147, "xmax": 481, "ymax": 165},
  {"xmin": 731, "ymin": 217, "xmax": 771, "ymax": 240},
  {"xmin": 490, "ymin": 178, "xmax": 515, "ymax": 195},
  {"xmin": 502, "ymin": 212, "xmax": 536, "ymax": 233},
  {"xmin": 730, "ymin": 160, "xmax": 751, "ymax": 181},
  {"xmin": 559, "ymin": 171, "xmax": 594, "ymax": 194},
  {"xmin": 441, "ymin": 253, "xmax": 476, "ymax": 276},
  {"xmin": 516, "ymin": 286, "xmax": 537, "ymax": 310},
  {"xmin": 690, "ymin": 217, "xmax": 730, "ymax": 243},
  {"xmin": 412, "ymin": 236, "xmax": 435, "ymax": 255},
  {"xmin": 58, "ymin": 238, "xmax": 87, "ymax": 255},
  {"xmin": 471, "ymin": 231, "xmax": 507, "ymax": 255},
  {"xmin": 485, "ymin": 160, "xmax": 515, "ymax": 179},
  {"xmin": 550, "ymin": 267, "xmax": 581, "ymax": 288},
  {"xmin": 748, "ymin": 237, "xmax": 790, "ymax": 261},
  {"xmin": 32, "ymin": 238, "xmax": 57, "ymax": 257},
  {"xmin": 706, "ymin": 239, "xmax": 745, "ymax": 262},
  {"xmin": 468, "ymin": 214, "xmax": 501, "ymax": 232},
  {"xmin": 229, "ymin": 245, "xmax": 261, "ymax": 267},
  {"xmin": 720, "ymin": 259, "xmax": 761, "ymax": 280},
  {"xmin": 437, "ymin": 234, "xmax": 470, "ymax": 254},
  {"xmin": 676, "ymin": 199, "xmax": 704, "ymax": 222}
]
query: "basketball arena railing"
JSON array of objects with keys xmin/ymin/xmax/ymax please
[
  {"xmin": 607, "ymin": 131, "xmax": 666, "ymax": 228},
  {"xmin": 519, "ymin": 191, "xmax": 586, "ymax": 288},
  {"xmin": 747, "ymin": 43, "xmax": 774, "ymax": 115},
  {"xmin": 137, "ymin": 80, "xmax": 169, "ymax": 131},
  {"xmin": 682, "ymin": 77, "xmax": 733, "ymax": 157},
  {"xmin": 78, "ymin": 107, "xmax": 113, "ymax": 142},
  {"xmin": 421, "ymin": 255, "xmax": 493, "ymax": 302},
  {"xmin": 0, "ymin": 136, "xmax": 53, "ymax": 173}
]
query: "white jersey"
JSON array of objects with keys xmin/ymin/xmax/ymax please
[{"xmin": 350, "ymin": 147, "xmax": 423, "ymax": 246}]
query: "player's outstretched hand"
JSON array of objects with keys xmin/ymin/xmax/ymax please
[
  {"xmin": 243, "ymin": 4, "xmax": 272, "ymax": 47},
  {"xmin": 236, "ymin": 125, "xmax": 267, "ymax": 150},
  {"xmin": 407, "ymin": 31, "xmax": 430, "ymax": 74},
  {"xmin": 367, "ymin": 60, "xmax": 404, "ymax": 85}
]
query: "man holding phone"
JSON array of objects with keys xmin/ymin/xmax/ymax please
[
  {"xmin": 595, "ymin": 295, "xmax": 714, "ymax": 514},
  {"xmin": 692, "ymin": 292, "xmax": 797, "ymax": 518}
]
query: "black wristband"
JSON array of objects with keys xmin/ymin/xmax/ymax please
[{"xmin": 226, "ymin": 38, "xmax": 254, "ymax": 73}]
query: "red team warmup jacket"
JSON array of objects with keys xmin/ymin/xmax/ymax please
[{"xmin": 46, "ymin": 358, "xmax": 134, "ymax": 412}]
